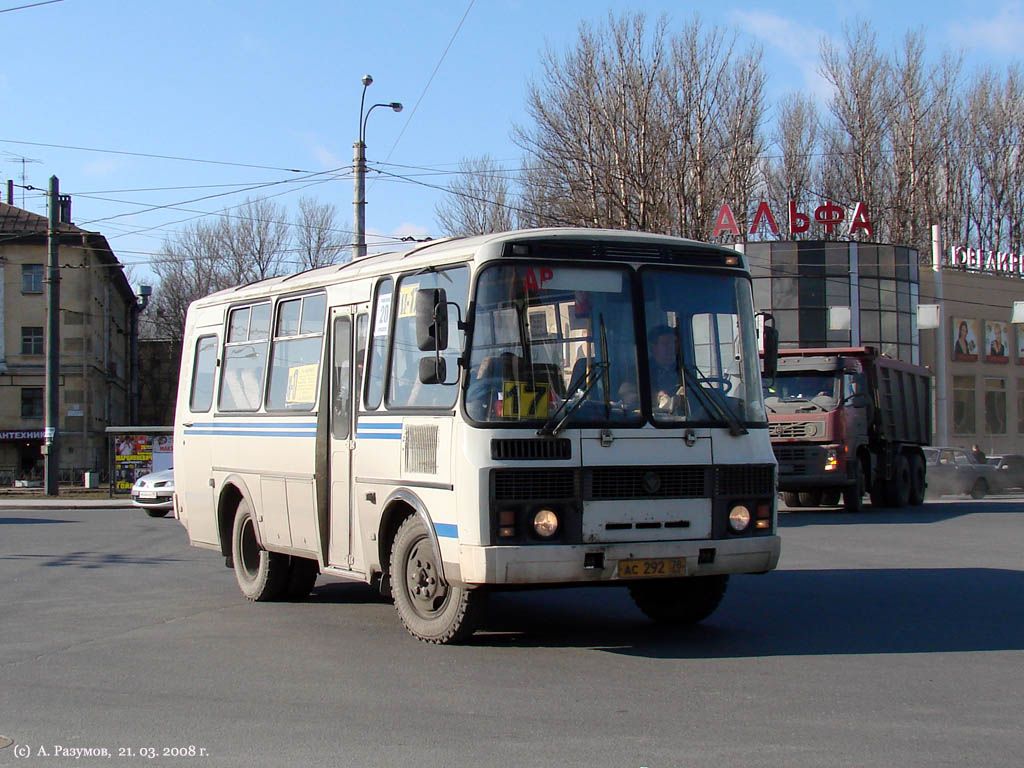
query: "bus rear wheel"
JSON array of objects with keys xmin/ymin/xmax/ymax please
[
  {"xmin": 232, "ymin": 499, "xmax": 288, "ymax": 601},
  {"xmin": 390, "ymin": 515, "xmax": 485, "ymax": 644},
  {"xmin": 628, "ymin": 575, "xmax": 729, "ymax": 625}
]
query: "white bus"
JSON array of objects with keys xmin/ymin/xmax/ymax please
[{"xmin": 173, "ymin": 228, "xmax": 781, "ymax": 643}]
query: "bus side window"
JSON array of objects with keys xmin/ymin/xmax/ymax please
[
  {"xmin": 189, "ymin": 335, "xmax": 218, "ymax": 413},
  {"xmin": 332, "ymin": 317, "xmax": 352, "ymax": 440},
  {"xmin": 355, "ymin": 313, "xmax": 368, "ymax": 411},
  {"xmin": 364, "ymin": 279, "xmax": 393, "ymax": 410},
  {"xmin": 388, "ymin": 266, "xmax": 468, "ymax": 409}
]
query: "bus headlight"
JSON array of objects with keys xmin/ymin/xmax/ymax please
[
  {"xmin": 728, "ymin": 505, "xmax": 751, "ymax": 532},
  {"xmin": 532, "ymin": 508, "xmax": 559, "ymax": 538}
]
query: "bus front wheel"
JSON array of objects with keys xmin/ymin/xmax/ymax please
[
  {"xmin": 231, "ymin": 499, "xmax": 288, "ymax": 601},
  {"xmin": 628, "ymin": 575, "xmax": 729, "ymax": 625},
  {"xmin": 389, "ymin": 515, "xmax": 485, "ymax": 644}
]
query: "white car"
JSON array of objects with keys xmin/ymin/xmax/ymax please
[{"xmin": 131, "ymin": 469, "xmax": 174, "ymax": 517}]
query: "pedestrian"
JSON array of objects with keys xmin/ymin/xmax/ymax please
[{"xmin": 971, "ymin": 443, "xmax": 987, "ymax": 463}]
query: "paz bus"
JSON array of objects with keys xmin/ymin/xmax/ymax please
[{"xmin": 173, "ymin": 228, "xmax": 781, "ymax": 643}]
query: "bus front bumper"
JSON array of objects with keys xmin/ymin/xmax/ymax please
[{"xmin": 456, "ymin": 536, "xmax": 781, "ymax": 586}]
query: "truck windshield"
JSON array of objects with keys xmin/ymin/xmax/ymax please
[
  {"xmin": 465, "ymin": 263, "xmax": 640, "ymax": 426},
  {"xmin": 764, "ymin": 373, "xmax": 840, "ymax": 410}
]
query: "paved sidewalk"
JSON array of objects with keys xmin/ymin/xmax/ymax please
[{"xmin": 0, "ymin": 495, "xmax": 133, "ymax": 509}]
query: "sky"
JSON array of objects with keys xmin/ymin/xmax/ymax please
[{"xmin": 2, "ymin": 0, "xmax": 1023, "ymax": 291}]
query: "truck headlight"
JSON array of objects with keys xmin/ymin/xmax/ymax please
[
  {"xmin": 728, "ymin": 505, "xmax": 751, "ymax": 532},
  {"xmin": 824, "ymin": 448, "xmax": 838, "ymax": 471}
]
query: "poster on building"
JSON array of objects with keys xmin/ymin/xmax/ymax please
[
  {"xmin": 114, "ymin": 434, "xmax": 153, "ymax": 491},
  {"xmin": 951, "ymin": 317, "xmax": 978, "ymax": 361},
  {"xmin": 985, "ymin": 320, "xmax": 1009, "ymax": 363},
  {"xmin": 152, "ymin": 434, "xmax": 173, "ymax": 472}
]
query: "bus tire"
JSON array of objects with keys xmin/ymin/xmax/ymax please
[
  {"xmin": 285, "ymin": 556, "xmax": 319, "ymax": 601},
  {"xmin": 390, "ymin": 515, "xmax": 484, "ymax": 644},
  {"xmin": 232, "ymin": 498, "xmax": 288, "ymax": 602},
  {"xmin": 628, "ymin": 575, "xmax": 729, "ymax": 625}
]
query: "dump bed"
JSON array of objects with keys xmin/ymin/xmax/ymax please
[{"xmin": 873, "ymin": 355, "xmax": 931, "ymax": 446}]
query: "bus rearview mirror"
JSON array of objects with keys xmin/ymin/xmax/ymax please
[
  {"xmin": 416, "ymin": 288, "xmax": 448, "ymax": 352},
  {"xmin": 418, "ymin": 356, "xmax": 447, "ymax": 385}
]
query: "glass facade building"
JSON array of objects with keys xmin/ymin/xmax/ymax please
[{"xmin": 740, "ymin": 241, "xmax": 921, "ymax": 364}]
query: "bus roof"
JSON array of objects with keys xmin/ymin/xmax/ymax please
[{"xmin": 189, "ymin": 227, "xmax": 746, "ymax": 309}]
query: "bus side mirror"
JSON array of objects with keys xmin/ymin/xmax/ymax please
[
  {"xmin": 418, "ymin": 356, "xmax": 447, "ymax": 385},
  {"xmin": 416, "ymin": 288, "xmax": 448, "ymax": 351},
  {"xmin": 762, "ymin": 325, "xmax": 779, "ymax": 380}
]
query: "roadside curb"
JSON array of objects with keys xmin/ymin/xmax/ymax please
[{"xmin": 0, "ymin": 498, "xmax": 135, "ymax": 509}]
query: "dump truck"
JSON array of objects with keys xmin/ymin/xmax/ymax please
[{"xmin": 764, "ymin": 347, "xmax": 932, "ymax": 511}]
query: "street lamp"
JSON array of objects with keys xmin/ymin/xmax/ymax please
[{"xmin": 353, "ymin": 74, "xmax": 402, "ymax": 259}]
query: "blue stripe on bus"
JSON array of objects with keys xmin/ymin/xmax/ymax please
[
  {"xmin": 184, "ymin": 430, "xmax": 315, "ymax": 437},
  {"xmin": 434, "ymin": 523, "xmax": 458, "ymax": 539},
  {"xmin": 185, "ymin": 422, "xmax": 316, "ymax": 430},
  {"xmin": 356, "ymin": 421, "xmax": 403, "ymax": 429}
]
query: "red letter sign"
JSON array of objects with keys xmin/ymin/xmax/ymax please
[{"xmin": 713, "ymin": 204, "xmax": 740, "ymax": 237}]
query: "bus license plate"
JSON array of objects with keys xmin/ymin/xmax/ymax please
[{"xmin": 617, "ymin": 557, "xmax": 686, "ymax": 579}]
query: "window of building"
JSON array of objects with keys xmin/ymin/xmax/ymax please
[
  {"xmin": 190, "ymin": 335, "xmax": 218, "ymax": 413},
  {"xmin": 388, "ymin": 266, "xmax": 468, "ymax": 409},
  {"xmin": 1018, "ymin": 379, "xmax": 1024, "ymax": 434},
  {"xmin": 21, "ymin": 264, "xmax": 43, "ymax": 293},
  {"xmin": 21, "ymin": 326, "xmax": 43, "ymax": 355},
  {"xmin": 953, "ymin": 375, "xmax": 975, "ymax": 435},
  {"xmin": 218, "ymin": 302, "xmax": 271, "ymax": 412},
  {"xmin": 21, "ymin": 388, "xmax": 44, "ymax": 419},
  {"xmin": 266, "ymin": 293, "xmax": 325, "ymax": 411},
  {"xmin": 364, "ymin": 279, "xmax": 393, "ymax": 410},
  {"xmin": 985, "ymin": 377, "xmax": 1007, "ymax": 435}
]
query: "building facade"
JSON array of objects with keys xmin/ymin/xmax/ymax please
[
  {"xmin": 0, "ymin": 200, "xmax": 136, "ymax": 483},
  {"xmin": 737, "ymin": 238, "xmax": 1024, "ymax": 456}
]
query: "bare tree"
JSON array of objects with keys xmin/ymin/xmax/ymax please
[
  {"xmin": 143, "ymin": 219, "xmax": 231, "ymax": 344},
  {"xmin": 435, "ymin": 155, "xmax": 519, "ymax": 236},
  {"xmin": 217, "ymin": 197, "xmax": 289, "ymax": 283},
  {"xmin": 765, "ymin": 93, "xmax": 820, "ymax": 238},
  {"xmin": 293, "ymin": 196, "xmax": 350, "ymax": 269}
]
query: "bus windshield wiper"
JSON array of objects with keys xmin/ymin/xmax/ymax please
[
  {"xmin": 681, "ymin": 365, "xmax": 747, "ymax": 436},
  {"xmin": 537, "ymin": 361, "xmax": 609, "ymax": 436}
]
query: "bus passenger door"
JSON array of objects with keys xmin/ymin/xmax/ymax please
[{"xmin": 328, "ymin": 309, "xmax": 356, "ymax": 569}]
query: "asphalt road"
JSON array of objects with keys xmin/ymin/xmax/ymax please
[{"xmin": 1, "ymin": 498, "xmax": 1022, "ymax": 768}]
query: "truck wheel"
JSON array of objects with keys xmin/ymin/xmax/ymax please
[
  {"xmin": 907, "ymin": 454, "xmax": 926, "ymax": 506},
  {"xmin": 232, "ymin": 499, "xmax": 288, "ymax": 602},
  {"xmin": 843, "ymin": 461, "xmax": 865, "ymax": 512},
  {"xmin": 782, "ymin": 492, "xmax": 802, "ymax": 508},
  {"xmin": 821, "ymin": 490, "xmax": 842, "ymax": 506},
  {"xmin": 885, "ymin": 455, "xmax": 912, "ymax": 508},
  {"xmin": 628, "ymin": 575, "xmax": 729, "ymax": 625},
  {"xmin": 390, "ymin": 515, "xmax": 485, "ymax": 644},
  {"xmin": 798, "ymin": 491, "xmax": 823, "ymax": 507},
  {"xmin": 970, "ymin": 478, "xmax": 988, "ymax": 500}
]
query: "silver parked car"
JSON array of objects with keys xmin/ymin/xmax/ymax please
[
  {"xmin": 131, "ymin": 469, "xmax": 174, "ymax": 517},
  {"xmin": 923, "ymin": 447, "xmax": 995, "ymax": 499}
]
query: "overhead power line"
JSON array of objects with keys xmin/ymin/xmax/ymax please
[
  {"xmin": 0, "ymin": 137, "xmax": 312, "ymax": 173},
  {"xmin": 0, "ymin": 0, "xmax": 62, "ymax": 13}
]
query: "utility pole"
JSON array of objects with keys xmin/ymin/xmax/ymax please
[
  {"xmin": 352, "ymin": 74, "xmax": 402, "ymax": 259},
  {"xmin": 44, "ymin": 175, "xmax": 61, "ymax": 496},
  {"xmin": 931, "ymin": 224, "xmax": 948, "ymax": 446}
]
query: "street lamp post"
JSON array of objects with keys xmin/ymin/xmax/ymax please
[{"xmin": 353, "ymin": 74, "xmax": 402, "ymax": 259}]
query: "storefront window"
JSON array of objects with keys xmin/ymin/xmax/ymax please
[
  {"xmin": 985, "ymin": 377, "xmax": 1007, "ymax": 435},
  {"xmin": 953, "ymin": 376, "xmax": 975, "ymax": 435}
]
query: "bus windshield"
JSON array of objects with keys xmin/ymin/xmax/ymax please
[
  {"xmin": 466, "ymin": 263, "xmax": 641, "ymax": 425},
  {"xmin": 465, "ymin": 262, "xmax": 766, "ymax": 428}
]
